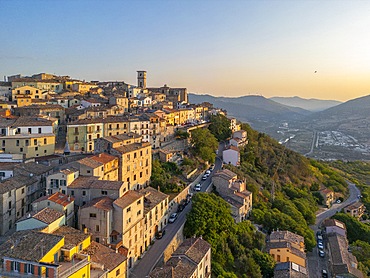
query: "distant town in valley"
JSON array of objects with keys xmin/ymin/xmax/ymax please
[{"xmin": 0, "ymin": 71, "xmax": 367, "ymax": 278}]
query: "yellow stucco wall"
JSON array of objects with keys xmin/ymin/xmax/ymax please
[{"xmin": 40, "ymin": 238, "xmax": 65, "ymax": 264}]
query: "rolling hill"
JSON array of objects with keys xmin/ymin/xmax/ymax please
[
  {"xmin": 189, "ymin": 94, "xmax": 311, "ymax": 124},
  {"xmin": 270, "ymin": 96, "xmax": 341, "ymax": 112}
]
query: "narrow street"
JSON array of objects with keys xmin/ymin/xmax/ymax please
[
  {"xmin": 130, "ymin": 153, "xmax": 223, "ymax": 277},
  {"xmin": 307, "ymin": 182, "xmax": 361, "ymax": 277}
]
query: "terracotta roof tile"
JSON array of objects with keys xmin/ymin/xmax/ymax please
[
  {"xmin": 83, "ymin": 241, "xmax": 127, "ymax": 271},
  {"xmin": 32, "ymin": 207, "xmax": 65, "ymax": 224},
  {"xmin": 69, "ymin": 176, "xmax": 124, "ymax": 190},
  {"xmin": 81, "ymin": 197, "xmax": 114, "ymax": 211},
  {"xmin": 52, "ymin": 226, "xmax": 90, "ymax": 250},
  {"xmin": 113, "ymin": 191, "xmax": 143, "ymax": 209},
  {"xmin": 33, "ymin": 192, "xmax": 74, "ymax": 207},
  {"xmin": 0, "ymin": 230, "xmax": 64, "ymax": 262}
]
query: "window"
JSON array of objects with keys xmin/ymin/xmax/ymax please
[
  {"xmin": 126, "ymin": 207, "xmax": 131, "ymax": 212},
  {"xmin": 16, "ymin": 140, "xmax": 19, "ymax": 146},
  {"xmin": 28, "ymin": 128, "xmax": 32, "ymax": 134},
  {"xmin": 90, "ymin": 213, "xmax": 97, "ymax": 218},
  {"xmin": 34, "ymin": 139, "xmax": 37, "ymax": 145},
  {"xmin": 2, "ymin": 140, "xmax": 5, "ymax": 147},
  {"xmin": 88, "ymin": 135, "xmax": 92, "ymax": 141},
  {"xmin": 137, "ymin": 200, "xmax": 141, "ymax": 205},
  {"xmin": 71, "ymin": 190, "xmax": 74, "ymax": 196},
  {"xmin": 87, "ymin": 170, "xmax": 91, "ymax": 174},
  {"xmin": 116, "ymin": 269, "xmax": 120, "ymax": 276},
  {"xmin": 134, "ymin": 174, "xmax": 136, "ymax": 181},
  {"xmin": 44, "ymin": 138, "xmax": 47, "ymax": 144},
  {"xmin": 83, "ymin": 191, "xmax": 86, "ymax": 196},
  {"xmin": 101, "ymin": 190, "xmax": 108, "ymax": 195},
  {"xmin": 137, "ymin": 210, "xmax": 141, "ymax": 216},
  {"xmin": 95, "ymin": 225, "xmax": 100, "ymax": 232},
  {"xmin": 25, "ymin": 139, "xmax": 29, "ymax": 146},
  {"xmin": 134, "ymin": 152, "xmax": 137, "ymax": 159},
  {"xmin": 140, "ymin": 172, "xmax": 142, "ymax": 178},
  {"xmin": 21, "ymin": 188, "xmax": 24, "ymax": 194},
  {"xmin": 38, "ymin": 128, "xmax": 42, "ymax": 134},
  {"xmin": 8, "ymin": 201, "xmax": 11, "ymax": 209},
  {"xmin": 20, "ymin": 148, "xmax": 23, "ymax": 152}
]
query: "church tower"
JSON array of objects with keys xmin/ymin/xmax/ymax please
[{"xmin": 137, "ymin": 71, "xmax": 147, "ymax": 89}]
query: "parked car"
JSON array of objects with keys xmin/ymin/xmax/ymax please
[
  {"xmin": 155, "ymin": 230, "xmax": 166, "ymax": 239},
  {"xmin": 322, "ymin": 269, "xmax": 328, "ymax": 278},
  {"xmin": 202, "ymin": 175, "xmax": 207, "ymax": 180},
  {"xmin": 168, "ymin": 213, "xmax": 178, "ymax": 223},
  {"xmin": 195, "ymin": 184, "xmax": 201, "ymax": 191},
  {"xmin": 336, "ymin": 199, "xmax": 341, "ymax": 204},
  {"xmin": 318, "ymin": 242, "xmax": 324, "ymax": 250},
  {"xmin": 206, "ymin": 170, "xmax": 211, "ymax": 175},
  {"xmin": 177, "ymin": 203, "xmax": 184, "ymax": 212},
  {"xmin": 317, "ymin": 235, "xmax": 323, "ymax": 241},
  {"xmin": 319, "ymin": 250, "xmax": 325, "ymax": 257}
]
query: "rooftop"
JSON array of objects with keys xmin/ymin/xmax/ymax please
[
  {"xmin": 113, "ymin": 191, "xmax": 143, "ymax": 209},
  {"xmin": 269, "ymin": 230, "xmax": 305, "ymax": 246},
  {"xmin": 81, "ymin": 197, "xmax": 114, "ymax": 211},
  {"xmin": 35, "ymin": 207, "xmax": 65, "ymax": 223},
  {"xmin": 52, "ymin": 226, "xmax": 90, "ymax": 250},
  {"xmin": 82, "ymin": 241, "xmax": 127, "ymax": 271},
  {"xmin": 149, "ymin": 256, "xmax": 197, "ymax": 278},
  {"xmin": 139, "ymin": 187, "xmax": 169, "ymax": 213},
  {"xmin": 0, "ymin": 175, "xmax": 38, "ymax": 195},
  {"xmin": 345, "ymin": 201, "xmax": 365, "ymax": 210},
  {"xmin": 90, "ymin": 153, "xmax": 117, "ymax": 164},
  {"xmin": 274, "ymin": 262, "xmax": 308, "ymax": 278},
  {"xmin": 12, "ymin": 116, "xmax": 53, "ymax": 127},
  {"xmin": 0, "ymin": 230, "xmax": 63, "ymax": 262},
  {"xmin": 114, "ymin": 142, "xmax": 151, "ymax": 154},
  {"xmin": 323, "ymin": 219, "xmax": 346, "ymax": 230},
  {"xmin": 15, "ymin": 161, "xmax": 53, "ymax": 176},
  {"xmin": 213, "ymin": 169, "xmax": 237, "ymax": 180},
  {"xmin": 328, "ymin": 233, "xmax": 364, "ymax": 278},
  {"xmin": 172, "ymin": 237, "xmax": 211, "ymax": 264},
  {"xmin": 33, "ymin": 192, "xmax": 74, "ymax": 207},
  {"xmin": 69, "ymin": 176, "xmax": 124, "ymax": 190},
  {"xmin": 100, "ymin": 132, "xmax": 141, "ymax": 144}
]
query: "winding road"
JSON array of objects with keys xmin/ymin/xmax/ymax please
[
  {"xmin": 307, "ymin": 182, "xmax": 361, "ymax": 278},
  {"xmin": 130, "ymin": 156, "xmax": 223, "ymax": 277}
]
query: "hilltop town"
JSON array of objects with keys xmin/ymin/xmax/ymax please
[{"xmin": 0, "ymin": 71, "xmax": 367, "ymax": 278}]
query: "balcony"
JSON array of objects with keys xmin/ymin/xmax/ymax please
[{"xmin": 58, "ymin": 254, "xmax": 89, "ymax": 278}]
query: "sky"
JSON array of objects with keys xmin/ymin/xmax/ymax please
[{"xmin": 1, "ymin": 0, "xmax": 370, "ymax": 102}]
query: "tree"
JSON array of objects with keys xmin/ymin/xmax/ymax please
[
  {"xmin": 208, "ymin": 114, "xmax": 232, "ymax": 141},
  {"xmin": 251, "ymin": 249, "xmax": 275, "ymax": 278},
  {"xmin": 190, "ymin": 128, "xmax": 218, "ymax": 163}
]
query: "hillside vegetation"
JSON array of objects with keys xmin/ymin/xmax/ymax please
[{"xmin": 184, "ymin": 116, "xmax": 351, "ymax": 276}]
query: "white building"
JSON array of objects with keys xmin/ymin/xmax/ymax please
[{"xmin": 223, "ymin": 146, "xmax": 240, "ymax": 166}]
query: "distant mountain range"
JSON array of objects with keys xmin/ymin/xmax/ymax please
[
  {"xmin": 188, "ymin": 94, "xmax": 311, "ymax": 124},
  {"xmin": 270, "ymin": 96, "xmax": 342, "ymax": 112},
  {"xmin": 189, "ymin": 93, "xmax": 370, "ymax": 160}
]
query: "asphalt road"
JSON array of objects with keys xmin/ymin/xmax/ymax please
[
  {"xmin": 307, "ymin": 182, "xmax": 361, "ymax": 278},
  {"xmin": 130, "ymin": 154, "xmax": 223, "ymax": 277}
]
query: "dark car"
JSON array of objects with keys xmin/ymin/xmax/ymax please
[
  {"xmin": 155, "ymin": 230, "xmax": 166, "ymax": 239},
  {"xmin": 322, "ymin": 270, "xmax": 328, "ymax": 278},
  {"xmin": 177, "ymin": 203, "xmax": 184, "ymax": 212}
]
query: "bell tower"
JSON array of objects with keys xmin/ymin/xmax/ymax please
[{"xmin": 137, "ymin": 71, "xmax": 147, "ymax": 89}]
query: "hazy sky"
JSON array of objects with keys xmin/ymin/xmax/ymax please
[{"xmin": 1, "ymin": 0, "xmax": 370, "ymax": 101}]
